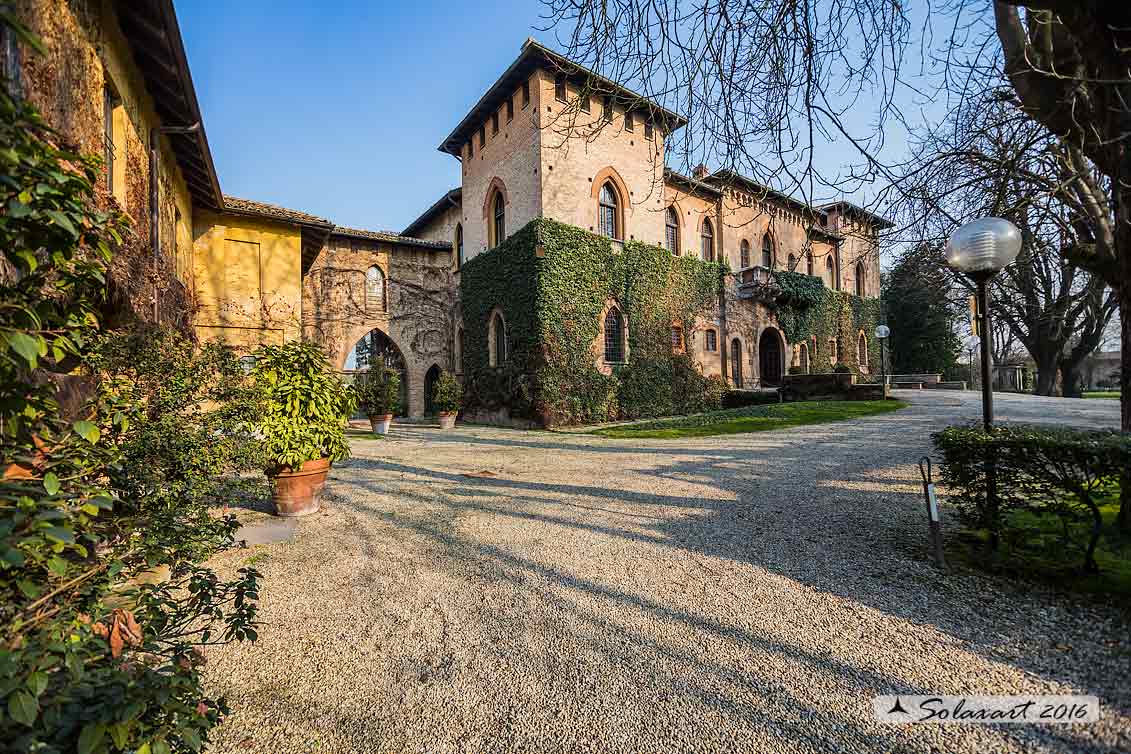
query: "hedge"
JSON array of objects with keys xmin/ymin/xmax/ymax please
[{"xmin": 933, "ymin": 425, "xmax": 1131, "ymax": 573}]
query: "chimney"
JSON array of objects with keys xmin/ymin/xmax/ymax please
[{"xmin": 692, "ymin": 164, "xmax": 709, "ymax": 180}]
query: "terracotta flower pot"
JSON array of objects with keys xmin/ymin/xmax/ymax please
[
  {"xmin": 438, "ymin": 412, "xmax": 458, "ymax": 430},
  {"xmin": 267, "ymin": 457, "xmax": 331, "ymax": 517},
  {"xmin": 369, "ymin": 413, "xmax": 393, "ymax": 435}
]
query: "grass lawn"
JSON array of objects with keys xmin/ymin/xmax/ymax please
[
  {"xmin": 954, "ymin": 484, "xmax": 1131, "ymax": 598},
  {"xmin": 591, "ymin": 400, "xmax": 907, "ymax": 439},
  {"xmin": 1082, "ymin": 391, "xmax": 1121, "ymax": 400}
]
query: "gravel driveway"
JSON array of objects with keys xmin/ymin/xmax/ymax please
[{"xmin": 204, "ymin": 390, "xmax": 1128, "ymax": 753}]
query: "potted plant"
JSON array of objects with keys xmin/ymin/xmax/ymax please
[
  {"xmin": 252, "ymin": 341, "xmax": 356, "ymax": 516},
  {"xmin": 433, "ymin": 370, "xmax": 462, "ymax": 430},
  {"xmin": 355, "ymin": 366, "xmax": 401, "ymax": 435}
]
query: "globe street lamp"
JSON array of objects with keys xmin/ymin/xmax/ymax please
[
  {"xmin": 944, "ymin": 218, "xmax": 1022, "ymax": 430},
  {"xmin": 874, "ymin": 324, "xmax": 890, "ymax": 387}
]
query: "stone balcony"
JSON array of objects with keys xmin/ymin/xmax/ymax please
[{"xmin": 735, "ymin": 265, "xmax": 780, "ymax": 303}]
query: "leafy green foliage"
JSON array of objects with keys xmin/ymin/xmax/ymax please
[
  {"xmin": 883, "ymin": 249, "xmax": 961, "ymax": 376},
  {"xmin": 770, "ymin": 270, "xmax": 880, "ymax": 375},
  {"xmin": 460, "ymin": 218, "xmax": 724, "ymax": 425},
  {"xmin": 593, "ymin": 400, "xmax": 906, "ymax": 439},
  {"xmin": 432, "ymin": 371, "xmax": 463, "ymax": 414},
  {"xmin": 933, "ymin": 425, "xmax": 1131, "ymax": 574},
  {"xmin": 354, "ymin": 366, "xmax": 401, "ymax": 417},
  {"xmin": 252, "ymin": 341, "xmax": 356, "ymax": 468}
]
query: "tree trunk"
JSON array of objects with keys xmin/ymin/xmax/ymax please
[
  {"xmin": 1032, "ymin": 359, "xmax": 1059, "ymax": 396},
  {"xmin": 1060, "ymin": 363, "xmax": 1082, "ymax": 398},
  {"xmin": 1118, "ymin": 197, "xmax": 1130, "ymax": 534}
]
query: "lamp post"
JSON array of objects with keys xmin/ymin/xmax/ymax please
[
  {"xmin": 944, "ymin": 218, "xmax": 1022, "ymax": 430},
  {"xmin": 874, "ymin": 324, "xmax": 890, "ymax": 387}
]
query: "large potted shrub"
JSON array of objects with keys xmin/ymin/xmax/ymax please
[
  {"xmin": 252, "ymin": 341, "xmax": 356, "ymax": 516},
  {"xmin": 433, "ymin": 371, "xmax": 463, "ymax": 430},
  {"xmin": 356, "ymin": 366, "xmax": 401, "ymax": 435}
]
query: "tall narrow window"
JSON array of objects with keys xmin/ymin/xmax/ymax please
[
  {"xmin": 598, "ymin": 182, "xmax": 619, "ymax": 239},
  {"xmin": 825, "ymin": 255, "xmax": 836, "ymax": 288},
  {"xmin": 701, "ymin": 218, "xmax": 714, "ymax": 262},
  {"xmin": 644, "ymin": 119, "xmax": 654, "ymax": 140},
  {"xmin": 671, "ymin": 325, "xmax": 684, "ymax": 351},
  {"xmin": 705, "ymin": 329, "xmax": 718, "ymax": 352},
  {"xmin": 581, "ymin": 94, "xmax": 590, "ymax": 113},
  {"xmin": 799, "ymin": 342, "xmax": 810, "ymax": 373},
  {"xmin": 603, "ymin": 308, "xmax": 625, "ymax": 363},
  {"xmin": 740, "ymin": 240, "xmax": 750, "ymax": 269},
  {"xmin": 491, "ymin": 111, "xmax": 499, "ymax": 134},
  {"xmin": 555, "ymin": 75, "xmax": 566, "ymax": 102},
  {"xmin": 625, "ymin": 111, "xmax": 634, "ymax": 132},
  {"xmin": 103, "ymin": 85, "xmax": 117, "ymax": 192},
  {"xmin": 855, "ymin": 262, "xmax": 866, "ymax": 297},
  {"xmin": 492, "ymin": 191, "xmax": 506, "ymax": 248},
  {"xmin": 491, "ymin": 311, "xmax": 507, "ymax": 366},
  {"xmin": 761, "ymin": 234, "xmax": 774, "ymax": 268},
  {"xmin": 467, "ymin": 139, "xmax": 473, "ymax": 159},
  {"xmin": 366, "ymin": 266, "xmax": 386, "ymax": 310},
  {"xmin": 857, "ymin": 332, "xmax": 868, "ymax": 366},
  {"xmin": 506, "ymin": 96, "xmax": 514, "ymax": 121},
  {"xmin": 522, "ymin": 80, "xmax": 530, "ymax": 107},
  {"xmin": 788, "ymin": 253, "xmax": 797, "ymax": 270},
  {"xmin": 665, "ymin": 207, "xmax": 680, "ymax": 254},
  {"xmin": 454, "ymin": 223, "xmax": 464, "ymax": 269},
  {"xmin": 602, "ymin": 96, "xmax": 613, "ymax": 121},
  {"xmin": 730, "ymin": 339, "xmax": 743, "ymax": 387},
  {"xmin": 807, "ymin": 252, "xmax": 814, "ymax": 276},
  {"xmin": 478, "ymin": 126, "xmax": 486, "ymax": 148}
]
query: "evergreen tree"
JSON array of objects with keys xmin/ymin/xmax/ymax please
[{"xmin": 883, "ymin": 247, "xmax": 962, "ymax": 377}]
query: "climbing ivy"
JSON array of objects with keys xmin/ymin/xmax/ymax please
[
  {"xmin": 770, "ymin": 270, "xmax": 881, "ymax": 375},
  {"xmin": 460, "ymin": 218, "xmax": 725, "ymax": 425}
]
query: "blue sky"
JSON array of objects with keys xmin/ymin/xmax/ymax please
[
  {"xmin": 178, "ymin": 0, "xmax": 549, "ymax": 233},
  {"xmin": 176, "ymin": 0, "xmax": 922, "ymax": 235}
]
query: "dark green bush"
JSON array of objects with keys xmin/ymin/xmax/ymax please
[
  {"xmin": 788, "ymin": 365, "xmax": 806, "ymax": 375},
  {"xmin": 833, "ymin": 363, "xmax": 852, "ymax": 374},
  {"xmin": 933, "ymin": 425, "xmax": 1131, "ymax": 573},
  {"xmin": 433, "ymin": 371, "xmax": 463, "ymax": 414},
  {"xmin": 722, "ymin": 390, "xmax": 781, "ymax": 409}
]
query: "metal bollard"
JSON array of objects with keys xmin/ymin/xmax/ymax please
[{"xmin": 918, "ymin": 456, "xmax": 947, "ymax": 570}]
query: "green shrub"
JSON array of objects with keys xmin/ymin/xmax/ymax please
[
  {"xmin": 252, "ymin": 341, "xmax": 355, "ymax": 468},
  {"xmin": 833, "ymin": 363, "xmax": 852, "ymax": 374},
  {"xmin": 723, "ymin": 390, "xmax": 782, "ymax": 409},
  {"xmin": 933, "ymin": 425, "xmax": 1131, "ymax": 573},
  {"xmin": 433, "ymin": 371, "xmax": 463, "ymax": 413},
  {"xmin": 355, "ymin": 366, "xmax": 401, "ymax": 417},
  {"xmin": 0, "ymin": 77, "xmax": 260, "ymax": 750},
  {"xmin": 788, "ymin": 365, "xmax": 806, "ymax": 375}
]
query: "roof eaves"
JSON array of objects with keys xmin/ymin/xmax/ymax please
[
  {"xmin": 221, "ymin": 196, "xmax": 334, "ymax": 229},
  {"xmin": 331, "ymin": 226, "xmax": 452, "ymax": 250},
  {"xmin": 402, "ymin": 188, "xmax": 462, "ymax": 237},
  {"xmin": 664, "ymin": 168, "xmax": 722, "ymax": 197},
  {"xmin": 818, "ymin": 201, "xmax": 895, "ymax": 230}
]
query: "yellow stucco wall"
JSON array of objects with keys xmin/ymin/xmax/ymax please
[{"xmin": 192, "ymin": 211, "xmax": 304, "ymax": 350}]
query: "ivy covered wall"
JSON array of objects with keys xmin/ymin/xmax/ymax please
[
  {"xmin": 460, "ymin": 218, "xmax": 725, "ymax": 426},
  {"xmin": 771, "ymin": 270, "xmax": 882, "ymax": 375}
]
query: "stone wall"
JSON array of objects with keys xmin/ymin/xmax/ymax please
[{"xmin": 302, "ymin": 234, "xmax": 457, "ymax": 416}]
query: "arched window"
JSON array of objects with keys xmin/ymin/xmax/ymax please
[
  {"xmin": 740, "ymin": 239, "xmax": 750, "ymax": 268},
  {"xmin": 788, "ymin": 253, "xmax": 797, "ymax": 270},
  {"xmin": 454, "ymin": 224, "xmax": 464, "ymax": 269},
  {"xmin": 705, "ymin": 329, "xmax": 717, "ymax": 352},
  {"xmin": 855, "ymin": 262, "xmax": 866, "ymax": 297},
  {"xmin": 798, "ymin": 342, "xmax": 809, "ymax": 373},
  {"xmin": 761, "ymin": 234, "xmax": 774, "ymax": 268},
  {"xmin": 730, "ymin": 339, "xmax": 743, "ymax": 387},
  {"xmin": 671, "ymin": 325, "xmax": 684, "ymax": 351},
  {"xmin": 603, "ymin": 307, "xmax": 625, "ymax": 362},
  {"xmin": 806, "ymin": 252, "xmax": 814, "ymax": 276},
  {"xmin": 665, "ymin": 207, "xmax": 680, "ymax": 254},
  {"xmin": 824, "ymin": 255, "xmax": 836, "ymax": 288},
  {"xmin": 490, "ymin": 190, "xmax": 506, "ymax": 248},
  {"xmin": 857, "ymin": 331, "xmax": 868, "ymax": 367},
  {"xmin": 489, "ymin": 310, "xmax": 507, "ymax": 367},
  {"xmin": 598, "ymin": 182, "xmax": 620, "ymax": 239},
  {"xmin": 700, "ymin": 218, "xmax": 714, "ymax": 262},
  {"xmin": 365, "ymin": 266, "xmax": 385, "ymax": 310}
]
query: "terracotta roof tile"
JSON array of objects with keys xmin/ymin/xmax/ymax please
[{"xmin": 222, "ymin": 196, "xmax": 333, "ymax": 227}]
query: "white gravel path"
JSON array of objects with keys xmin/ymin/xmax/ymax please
[{"xmin": 204, "ymin": 390, "xmax": 1129, "ymax": 753}]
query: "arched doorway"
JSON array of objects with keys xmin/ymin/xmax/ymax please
[
  {"xmin": 759, "ymin": 328, "xmax": 784, "ymax": 386},
  {"xmin": 424, "ymin": 364, "xmax": 441, "ymax": 415},
  {"xmin": 346, "ymin": 328, "xmax": 408, "ymax": 416},
  {"xmin": 730, "ymin": 338, "xmax": 743, "ymax": 388}
]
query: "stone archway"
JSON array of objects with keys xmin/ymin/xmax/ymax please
[
  {"xmin": 759, "ymin": 327, "xmax": 784, "ymax": 386},
  {"xmin": 346, "ymin": 328, "xmax": 409, "ymax": 416},
  {"xmin": 423, "ymin": 364, "xmax": 441, "ymax": 415}
]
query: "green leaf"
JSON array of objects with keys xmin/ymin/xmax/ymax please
[
  {"xmin": 42, "ymin": 526, "xmax": 75, "ymax": 545},
  {"xmin": 43, "ymin": 472, "xmax": 60, "ymax": 495},
  {"xmin": 73, "ymin": 420, "xmax": 100, "ymax": 444},
  {"xmin": 26, "ymin": 672, "xmax": 47, "ymax": 697},
  {"xmin": 7, "ymin": 332, "xmax": 41, "ymax": 367},
  {"xmin": 109, "ymin": 722, "xmax": 129, "ymax": 749},
  {"xmin": 77, "ymin": 722, "xmax": 105, "ymax": 754},
  {"xmin": 152, "ymin": 740, "xmax": 171, "ymax": 754},
  {"xmin": 45, "ymin": 209, "xmax": 77, "ymax": 237},
  {"xmin": 16, "ymin": 579, "xmax": 41, "ymax": 598},
  {"xmin": 7, "ymin": 689, "xmax": 38, "ymax": 726}
]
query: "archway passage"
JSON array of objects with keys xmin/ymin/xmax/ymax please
[
  {"xmin": 347, "ymin": 328, "xmax": 409, "ymax": 416},
  {"xmin": 759, "ymin": 328, "xmax": 784, "ymax": 386},
  {"xmin": 424, "ymin": 364, "xmax": 441, "ymax": 415}
]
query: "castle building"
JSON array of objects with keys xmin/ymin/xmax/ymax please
[{"xmin": 8, "ymin": 2, "xmax": 888, "ymax": 423}]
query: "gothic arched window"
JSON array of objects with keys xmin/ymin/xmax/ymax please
[
  {"xmin": 700, "ymin": 218, "xmax": 714, "ymax": 262},
  {"xmin": 490, "ymin": 190, "xmax": 506, "ymax": 248},
  {"xmin": 740, "ymin": 239, "xmax": 750, "ymax": 268},
  {"xmin": 366, "ymin": 266, "xmax": 385, "ymax": 310},
  {"xmin": 665, "ymin": 207, "xmax": 680, "ymax": 254},
  {"xmin": 761, "ymin": 234, "xmax": 774, "ymax": 268},
  {"xmin": 598, "ymin": 182, "xmax": 620, "ymax": 239},
  {"xmin": 855, "ymin": 262, "xmax": 866, "ymax": 297},
  {"xmin": 603, "ymin": 307, "xmax": 625, "ymax": 362}
]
